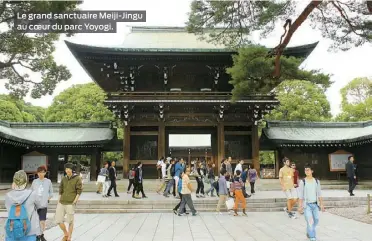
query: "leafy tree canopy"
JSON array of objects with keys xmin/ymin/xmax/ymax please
[
  {"xmin": 187, "ymin": 1, "xmax": 372, "ymax": 50},
  {"xmin": 0, "ymin": 1, "xmax": 80, "ymax": 98},
  {"xmin": 336, "ymin": 77, "xmax": 372, "ymax": 121},
  {"xmin": 265, "ymin": 80, "xmax": 331, "ymax": 121},
  {"xmin": 227, "ymin": 46, "xmax": 331, "ymax": 98},
  {"xmin": 45, "ymin": 83, "xmax": 115, "ymax": 123},
  {"xmin": 0, "ymin": 99, "xmax": 23, "ymax": 122},
  {"xmin": 0, "ymin": 94, "xmax": 45, "ymax": 122}
]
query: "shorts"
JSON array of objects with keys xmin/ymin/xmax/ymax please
[
  {"xmin": 37, "ymin": 208, "xmax": 48, "ymax": 221},
  {"xmin": 54, "ymin": 203, "xmax": 75, "ymax": 224},
  {"xmin": 284, "ymin": 188, "xmax": 298, "ymax": 199}
]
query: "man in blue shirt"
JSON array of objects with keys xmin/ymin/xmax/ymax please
[{"xmin": 174, "ymin": 159, "xmax": 184, "ymax": 198}]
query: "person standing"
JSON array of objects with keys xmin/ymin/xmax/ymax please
[
  {"xmin": 99, "ymin": 162, "xmax": 110, "ymax": 198},
  {"xmin": 127, "ymin": 167, "xmax": 135, "ymax": 194},
  {"xmin": 216, "ymin": 169, "xmax": 228, "ymax": 214},
  {"xmin": 5, "ymin": 170, "xmax": 41, "ymax": 241},
  {"xmin": 107, "ymin": 161, "xmax": 119, "ymax": 197},
  {"xmin": 234, "ymin": 160, "xmax": 244, "ymax": 175},
  {"xmin": 55, "ymin": 163, "xmax": 83, "ymax": 241},
  {"xmin": 279, "ymin": 157, "xmax": 297, "ymax": 219},
  {"xmin": 195, "ymin": 162, "xmax": 205, "ymax": 198},
  {"xmin": 205, "ymin": 162, "xmax": 216, "ymax": 197},
  {"xmin": 133, "ymin": 162, "xmax": 147, "ymax": 199},
  {"xmin": 248, "ymin": 165, "xmax": 258, "ymax": 194},
  {"xmin": 172, "ymin": 171, "xmax": 188, "ymax": 215},
  {"xmin": 156, "ymin": 158, "xmax": 169, "ymax": 194},
  {"xmin": 31, "ymin": 166, "xmax": 53, "ymax": 241},
  {"xmin": 226, "ymin": 157, "xmax": 233, "ymax": 175},
  {"xmin": 346, "ymin": 156, "xmax": 356, "ymax": 196},
  {"xmin": 298, "ymin": 164, "xmax": 325, "ymax": 241},
  {"xmin": 178, "ymin": 168, "xmax": 198, "ymax": 216},
  {"xmin": 156, "ymin": 157, "xmax": 164, "ymax": 179}
]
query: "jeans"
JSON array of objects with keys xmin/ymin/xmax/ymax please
[
  {"xmin": 174, "ymin": 193, "xmax": 187, "ymax": 212},
  {"xmin": 205, "ymin": 178, "xmax": 215, "ymax": 195},
  {"xmin": 196, "ymin": 178, "xmax": 204, "ymax": 195},
  {"xmin": 250, "ymin": 182, "xmax": 255, "ymax": 193},
  {"xmin": 304, "ymin": 203, "xmax": 320, "ymax": 239},
  {"xmin": 164, "ymin": 179, "xmax": 174, "ymax": 195},
  {"xmin": 6, "ymin": 235, "xmax": 36, "ymax": 241},
  {"xmin": 107, "ymin": 179, "xmax": 118, "ymax": 196},
  {"xmin": 348, "ymin": 177, "xmax": 356, "ymax": 193},
  {"xmin": 178, "ymin": 193, "xmax": 197, "ymax": 214},
  {"xmin": 127, "ymin": 179, "xmax": 134, "ymax": 192},
  {"xmin": 103, "ymin": 181, "xmax": 110, "ymax": 195}
]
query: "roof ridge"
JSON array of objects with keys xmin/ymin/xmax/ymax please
[
  {"xmin": 1, "ymin": 121, "xmax": 113, "ymax": 129},
  {"xmin": 266, "ymin": 120, "xmax": 372, "ymax": 128}
]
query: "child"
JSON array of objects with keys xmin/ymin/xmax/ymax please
[
  {"xmin": 230, "ymin": 170, "xmax": 247, "ymax": 216},
  {"xmin": 31, "ymin": 166, "xmax": 53, "ymax": 241}
]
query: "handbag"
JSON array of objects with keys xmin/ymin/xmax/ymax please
[
  {"xmin": 225, "ymin": 198, "xmax": 234, "ymax": 210},
  {"xmin": 97, "ymin": 175, "xmax": 106, "ymax": 183}
]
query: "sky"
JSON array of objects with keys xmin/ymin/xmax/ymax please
[{"xmin": 1, "ymin": 0, "xmax": 372, "ymax": 117}]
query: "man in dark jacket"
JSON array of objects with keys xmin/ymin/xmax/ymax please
[
  {"xmin": 345, "ymin": 156, "xmax": 356, "ymax": 196},
  {"xmin": 133, "ymin": 162, "xmax": 147, "ymax": 199},
  {"xmin": 107, "ymin": 161, "xmax": 119, "ymax": 197}
]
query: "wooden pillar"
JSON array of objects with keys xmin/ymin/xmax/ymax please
[
  {"xmin": 252, "ymin": 124, "xmax": 260, "ymax": 174},
  {"xmin": 217, "ymin": 123, "xmax": 225, "ymax": 174},
  {"xmin": 275, "ymin": 149, "xmax": 281, "ymax": 178},
  {"xmin": 158, "ymin": 123, "xmax": 165, "ymax": 159},
  {"xmin": 123, "ymin": 125, "xmax": 130, "ymax": 175},
  {"xmin": 90, "ymin": 150, "xmax": 101, "ymax": 181},
  {"xmin": 49, "ymin": 154, "xmax": 58, "ymax": 183}
]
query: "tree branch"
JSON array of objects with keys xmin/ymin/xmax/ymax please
[
  {"xmin": 331, "ymin": 1, "xmax": 365, "ymax": 38},
  {"xmin": 273, "ymin": 1, "xmax": 323, "ymax": 78},
  {"xmin": 10, "ymin": 65, "xmax": 39, "ymax": 85}
]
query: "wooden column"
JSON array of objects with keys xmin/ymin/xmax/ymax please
[
  {"xmin": 123, "ymin": 125, "xmax": 130, "ymax": 175},
  {"xmin": 158, "ymin": 123, "xmax": 165, "ymax": 159},
  {"xmin": 49, "ymin": 154, "xmax": 58, "ymax": 183},
  {"xmin": 252, "ymin": 124, "xmax": 260, "ymax": 174},
  {"xmin": 217, "ymin": 123, "xmax": 225, "ymax": 174},
  {"xmin": 275, "ymin": 149, "xmax": 281, "ymax": 178},
  {"xmin": 90, "ymin": 150, "xmax": 101, "ymax": 181}
]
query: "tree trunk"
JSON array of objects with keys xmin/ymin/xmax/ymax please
[{"xmin": 274, "ymin": 1, "xmax": 323, "ymax": 77}]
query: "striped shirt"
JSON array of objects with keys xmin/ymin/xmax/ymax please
[{"xmin": 232, "ymin": 177, "xmax": 243, "ymax": 191}]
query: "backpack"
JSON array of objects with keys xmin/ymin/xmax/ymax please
[
  {"xmin": 303, "ymin": 178, "xmax": 319, "ymax": 186},
  {"xmin": 5, "ymin": 193, "xmax": 32, "ymax": 239},
  {"xmin": 178, "ymin": 178, "xmax": 183, "ymax": 193}
]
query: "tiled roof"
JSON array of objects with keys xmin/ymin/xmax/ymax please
[
  {"xmin": 261, "ymin": 121, "xmax": 372, "ymax": 145},
  {"xmin": 65, "ymin": 26, "xmax": 318, "ymax": 55},
  {"xmin": 0, "ymin": 121, "xmax": 116, "ymax": 146}
]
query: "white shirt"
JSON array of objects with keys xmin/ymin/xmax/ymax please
[
  {"xmin": 161, "ymin": 163, "xmax": 167, "ymax": 178},
  {"xmin": 157, "ymin": 160, "xmax": 164, "ymax": 166},
  {"xmin": 234, "ymin": 163, "xmax": 242, "ymax": 175}
]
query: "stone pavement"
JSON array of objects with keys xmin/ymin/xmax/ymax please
[{"xmin": 42, "ymin": 212, "xmax": 372, "ymax": 241}]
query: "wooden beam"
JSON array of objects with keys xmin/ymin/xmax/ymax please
[
  {"xmin": 252, "ymin": 125, "xmax": 260, "ymax": 174},
  {"xmin": 225, "ymin": 131, "xmax": 251, "ymax": 135},
  {"xmin": 123, "ymin": 125, "xmax": 130, "ymax": 175},
  {"xmin": 130, "ymin": 131, "xmax": 158, "ymax": 136},
  {"xmin": 129, "ymin": 160, "xmax": 156, "ymax": 165},
  {"xmin": 158, "ymin": 123, "xmax": 165, "ymax": 159}
]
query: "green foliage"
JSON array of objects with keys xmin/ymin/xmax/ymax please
[
  {"xmin": 0, "ymin": 1, "xmax": 80, "ymax": 98},
  {"xmin": 266, "ymin": 80, "xmax": 332, "ymax": 121},
  {"xmin": 336, "ymin": 77, "xmax": 372, "ymax": 121},
  {"xmin": 227, "ymin": 46, "xmax": 331, "ymax": 97},
  {"xmin": 45, "ymin": 83, "xmax": 115, "ymax": 123},
  {"xmin": 187, "ymin": 1, "xmax": 372, "ymax": 50},
  {"xmin": 0, "ymin": 94, "xmax": 45, "ymax": 122},
  {"xmin": 0, "ymin": 99, "xmax": 23, "ymax": 122},
  {"xmin": 260, "ymin": 151, "xmax": 275, "ymax": 165},
  {"xmin": 103, "ymin": 152, "xmax": 123, "ymax": 165}
]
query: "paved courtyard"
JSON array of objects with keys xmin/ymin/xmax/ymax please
[{"xmin": 42, "ymin": 212, "xmax": 372, "ymax": 241}]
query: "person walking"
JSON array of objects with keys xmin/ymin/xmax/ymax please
[
  {"xmin": 205, "ymin": 162, "xmax": 216, "ymax": 197},
  {"xmin": 156, "ymin": 158, "xmax": 168, "ymax": 194},
  {"xmin": 230, "ymin": 170, "xmax": 247, "ymax": 216},
  {"xmin": 133, "ymin": 162, "xmax": 147, "ymax": 199},
  {"xmin": 156, "ymin": 157, "xmax": 164, "ymax": 180},
  {"xmin": 107, "ymin": 161, "xmax": 119, "ymax": 197},
  {"xmin": 127, "ymin": 167, "xmax": 135, "ymax": 194},
  {"xmin": 178, "ymin": 168, "xmax": 198, "ymax": 216},
  {"xmin": 216, "ymin": 169, "xmax": 228, "ymax": 214},
  {"xmin": 163, "ymin": 159, "xmax": 175, "ymax": 197},
  {"xmin": 226, "ymin": 157, "xmax": 233, "ymax": 175},
  {"xmin": 174, "ymin": 159, "xmax": 184, "ymax": 198},
  {"xmin": 55, "ymin": 163, "xmax": 83, "ymax": 241},
  {"xmin": 172, "ymin": 172, "xmax": 188, "ymax": 215},
  {"xmin": 99, "ymin": 162, "xmax": 110, "ymax": 198},
  {"xmin": 298, "ymin": 164, "xmax": 325, "ymax": 241},
  {"xmin": 248, "ymin": 165, "xmax": 258, "ymax": 194},
  {"xmin": 234, "ymin": 160, "xmax": 244, "ymax": 175},
  {"xmin": 5, "ymin": 170, "xmax": 41, "ymax": 241},
  {"xmin": 195, "ymin": 162, "xmax": 205, "ymax": 198},
  {"xmin": 346, "ymin": 156, "xmax": 356, "ymax": 196},
  {"xmin": 279, "ymin": 157, "xmax": 297, "ymax": 219},
  {"xmin": 31, "ymin": 166, "xmax": 53, "ymax": 241}
]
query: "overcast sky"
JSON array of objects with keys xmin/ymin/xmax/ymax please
[{"xmin": 1, "ymin": 0, "xmax": 372, "ymax": 118}]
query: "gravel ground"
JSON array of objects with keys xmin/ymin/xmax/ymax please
[
  {"xmin": 0, "ymin": 218, "xmax": 57, "ymax": 240},
  {"xmin": 327, "ymin": 206, "xmax": 372, "ymax": 224}
]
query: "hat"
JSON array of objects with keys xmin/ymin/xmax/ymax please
[
  {"xmin": 12, "ymin": 170, "xmax": 27, "ymax": 190},
  {"xmin": 64, "ymin": 162, "xmax": 74, "ymax": 170}
]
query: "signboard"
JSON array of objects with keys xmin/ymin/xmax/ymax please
[
  {"xmin": 22, "ymin": 152, "xmax": 47, "ymax": 173},
  {"xmin": 328, "ymin": 150, "xmax": 352, "ymax": 172}
]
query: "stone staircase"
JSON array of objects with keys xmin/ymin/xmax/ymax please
[{"xmin": 0, "ymin": 196, "xmax": 367, "ymax": 213}]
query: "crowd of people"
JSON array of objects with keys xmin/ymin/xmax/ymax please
[{"xmin": 5, "ymin": 155, "xmax": 356, "ymax": 241}]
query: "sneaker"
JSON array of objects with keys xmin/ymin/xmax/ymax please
[
  {"xmin": 127, "ymin": 191, "xmax": 131, "ymax": 194},
  {"xmin": 289, "ymin": 213, "xmax": 297, "ymax": 219},
  {"xmin": 242, "ymin": 212, "xmax": 247, "ymax": 216},
  {"xmin": 173, "ymin": 209, "xmax": 178, "ymax": 215},
  {"xmin": 178, "ymin": 213, "xmax": 186, "ymax": 216},
  {"xmin": 185, "ymin": 212, "xmax": 190, "ymax": 215},
  {"xmin": 192, "ymin": 212, "xmax": 198, "ymax": 216},
  {"xmin": 196, "ymin": 194, "xmax": 200, "ymax": 198},
  {"xmin": 40, "ymin": 234, "xmax": 47, "ymax": 241}
]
